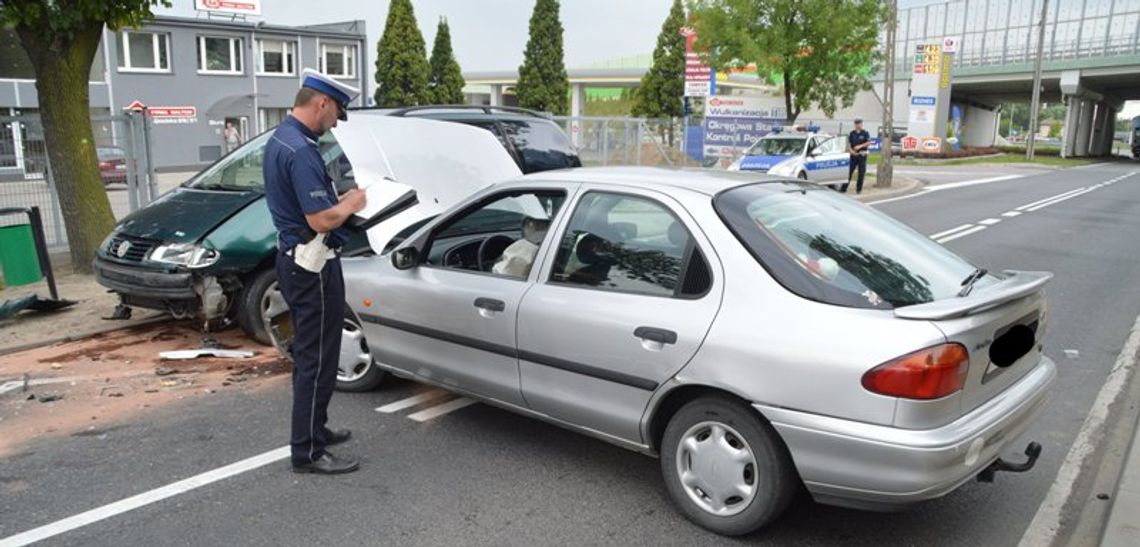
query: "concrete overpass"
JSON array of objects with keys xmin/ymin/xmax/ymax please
[
  {"xmin": 463, "ymin": 68, "xmax": 770, "ymax": 116},
  {"xmin": 880, "ymin": 0, "xmax": 1140, "ymax": 156}
]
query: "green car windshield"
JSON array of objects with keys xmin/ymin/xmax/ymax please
[{"xmin": 184, "ymin": 130, "xmax": 353, "ymax": 192}]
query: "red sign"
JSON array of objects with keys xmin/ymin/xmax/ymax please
[
  {"xmin": 123, "ymin": 100, "xmax": 146, "ymax": 112},
  {"xmin": 901, "ymin": 136, "xmax": 919, "ymax": 151},
  {"xmin": 148, "ymin": 107, "xmax": 197, "ymax": 119}
]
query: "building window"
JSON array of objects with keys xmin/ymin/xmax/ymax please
[
  {"xmin": 117, "ymin": 31, "xmax": 170, "ymax": 72},
  {"xmin": 197, "ymin": 36, "xmax": 243, "ymax": 74},
  {"xmin": 259, "ymin": 107, "xmax": 291, "ymax": 133},
  {"xmin": 257, "ymin": 40, "xmax": 295, "ymax": 75},
  {"xmin": 320, "ymin": 44, "xmax": 356, "ymax": 78}
]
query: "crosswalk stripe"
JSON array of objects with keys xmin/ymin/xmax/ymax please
[
  {"xmin": 407, "ymin": 398, "xmax": 478, "ymax": 422},
  {"xmin": 375, "ymin": 389, "xmax": 449, "ymax": 413}
]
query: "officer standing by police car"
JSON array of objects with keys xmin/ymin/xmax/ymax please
[
  {"xmin": 842, "ymin": 118, "xmax": 872, "ymax": 194},
  {"xmin": 265, "ymin": 69, "xmax": 366, "ymax": 475}
]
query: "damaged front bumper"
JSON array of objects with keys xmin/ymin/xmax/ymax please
[{"xmin": 93, "ymin": 256, "xmax": 231, "ymax": 320}]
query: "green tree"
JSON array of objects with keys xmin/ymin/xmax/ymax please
[
  {"xmin": 631, "ymin": 0, "xmax": 686, "ymax": 122},
  {"xmin": 1, "ymin": 1, "xmax": 169, "ymax": 273},
  {"xmin": 516, "ymin": 0, "xmax": 569, "ymax": 115},
  {"xmin": 688, "ymin": 0, "xmax": 885, "ymax": 122},
  {"xmin": 427, "ymin": 18, "xmax": 465, "ymax": 105},
  {"xmin": 374, "ymin": 0, "xmax": 431, "ymax": 107},
  {"xmin": 1049, "ymin": 120, "xmax": 1062, "ymax": 139}
]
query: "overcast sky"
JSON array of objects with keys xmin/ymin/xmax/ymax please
[{"xmin": 157, "ymin": 1, "xmax": 1137, "ymax": 117}]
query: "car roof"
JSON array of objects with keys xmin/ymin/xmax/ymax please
[{"xmin": 511, "ymin": 166, "xmax": 797, "ymax": 197}]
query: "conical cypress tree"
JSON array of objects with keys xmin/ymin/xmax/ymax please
[
  {"xmin": 374, "ymin": 0, "xmax": 431, "ymax": 107},
  {"xmin": 428, "ymin": 18, "xmax": 466, "ymax": 105},
  {"xmin": 515, "ymin": 0, "xmax": 569, "ymax": 115},
  {"xmin": 632, "ymin": 0, "xmax": 686, "ymax": 120}
]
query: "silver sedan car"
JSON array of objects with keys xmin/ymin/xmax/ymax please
[{"xmin": 334, "ymin": 167, "xmax": 1056, "ymax": 535}]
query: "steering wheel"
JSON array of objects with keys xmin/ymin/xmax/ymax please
[{"xmin": 477, "ymin": 235, "xmax": 516, "ymax": 272}]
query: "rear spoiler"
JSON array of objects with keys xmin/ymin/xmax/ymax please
[{"xmin": 894, "ymin": 270, "xmax": 1053, "ymax": 321}]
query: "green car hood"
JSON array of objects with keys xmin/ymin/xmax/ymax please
[{"xmin": 114, "ymin": 187, "xmax": 262, "ymax": 243}]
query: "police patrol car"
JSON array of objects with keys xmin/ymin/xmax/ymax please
[{"xmin": 727, "ymin": 126, "xmax": 852, "ymax": 184}]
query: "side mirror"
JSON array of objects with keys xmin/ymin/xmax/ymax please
[{"xmin": 392, "ymin": 247, "xmax": 420, "ymax": 270}]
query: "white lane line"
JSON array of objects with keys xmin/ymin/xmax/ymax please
[
  {"xmin": 1071, "ymin": 161, "xmax": 1116, "ymax": 170},
  {"xmin": 1019, "ymin": 311, "xmax": 1140, "ymax": 547},
  {"xmin": 929, "ymin": 223, "xmax": 976, "ymax": 239},
  {"xmin": 1016, "ymin": 187, "xmax": 1089, "ymax": 211},
  {"xmin": 867, "ymin": 174, "xmax": 1024, "ymax": 206},
  {"xmin": 1002, "ymin": 211, "xmax": 1023, "ymax": 217},
  {"xmin": 935, "ymin": 225, "xmax": 987, "ymax": 243},
  {"xmin": 1024, "ymin": 187, "xmax": 1098, "ymax": 212},
  {"xmin": 375, "ymin": 389, "xmax": 449, "ymax": 413},
  {"xmin": 978, "ymin": 218, "xmax": 1002, "ymax": 226},
  {"xmin": 0, "ymin": 447, "xmax": 291, "ymax": 547},
  {"xmin": 407, "ymin": 397, "xmax": 477, "ymax": 422}
]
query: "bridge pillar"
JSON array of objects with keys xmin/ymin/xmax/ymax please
[
  {"xmin": 1062, "ymin": 98, "xmax": 1083, "ymax": 158},
  {"xmin": 570, "ymin": 82, "xmax": 586, "ymax": 118},
  {"xmin": 489, "ymin": 85, "xmax": 504, "ymax": 107},
  {"xmin": 1102, "ymin": 107, "xmax": 1119, "ymax": 156},
  {"xmin": 1075, "ymin": 99, "xmax": 1095, "ymax": 157},
  {"xmin": 1090, "ymin": 104, "xmax": 1111, "ymax": 156}
]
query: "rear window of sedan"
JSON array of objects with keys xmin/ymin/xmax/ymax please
[{"xmin": 715, "ymin": 183, "xmax": 977, "ymax": 309}]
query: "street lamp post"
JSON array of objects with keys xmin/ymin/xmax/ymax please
[
  {"xmin": 876, "ymin": 0, "xmax": 897, "ymax": 188},
  {"xmin": 1027, "ymin": 0, "xmax": 1049, "ymax": 160}
]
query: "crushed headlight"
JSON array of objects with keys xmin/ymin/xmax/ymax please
[{"xmin": 150, "ymin": 243, "xmax": 220, "ymax": 268}]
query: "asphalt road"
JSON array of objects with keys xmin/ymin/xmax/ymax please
[{"xmin": 2, "ymin": 160, "xmax": 1140, "ymax": 546}]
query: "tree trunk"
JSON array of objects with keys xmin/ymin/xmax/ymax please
[
  {"xmin": 782, "ymin": 69, "xmax": 799, "ymax": 123},
  {"xmin": 16, "ymin": 23, "xmax": 115, "ymax": 274}
]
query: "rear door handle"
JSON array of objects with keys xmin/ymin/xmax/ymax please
[
  {"xmin": 634, "ymin": 326, "xmax": 677, "ymax": 345},
  {"xmin": 474, "ymin": 297, "xmax": 506, "ymax": 312}
]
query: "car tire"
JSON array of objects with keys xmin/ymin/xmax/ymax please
[
  {"xmin": 237, "ymin": 268, "xmax": 277, "ymax": 346},
  {"xmin": 335, "ymin": 308, "xmax": 385, "ymax": 392},
  {"xmin": 660, "ymin": 396, "xmax": 797, "ymax": 536},
  {"xmin": 797, "ymin": 171, "xmax": 808, "ymax": 180}
]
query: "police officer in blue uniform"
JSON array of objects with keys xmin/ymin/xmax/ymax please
[
  {"xmin": 842, "ymin": 118, "xmax": 872, "ymax": 194},
  {"xmin": 265, "ymin": 69, "xmax": 366, "ymax": 475}
]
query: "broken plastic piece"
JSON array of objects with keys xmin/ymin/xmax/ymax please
[{"xmin": 159, "ymin": 349, "xmax": 255, "ymax": 360}]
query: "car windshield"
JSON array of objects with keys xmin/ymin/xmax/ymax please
[
  {"xmin": 746, "ymin": 137, "xmax": 806, "ymax": 157},
  {"xmin": 716, "ymin": 184, "xmax": 978, "ymax": 309},
  {"xmin": 183, "ymin": 129, "xmax": 354, "ymax": 192}
]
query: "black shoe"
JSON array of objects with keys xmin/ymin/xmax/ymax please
[
  {"xmin": 292, "ymin": 452, "xmax": 359, "ymax": 475},
  {"xmin": 324, "ymin": 427, "xmax": 351, "ymax": 446}
]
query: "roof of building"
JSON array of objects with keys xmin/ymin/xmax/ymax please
[{"xmin": 147, "ymin": 15, "xmax": 365, "ymax": 39}]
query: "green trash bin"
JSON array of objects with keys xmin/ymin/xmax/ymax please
[{"xmin": 0, "ymin": 223, "xmax": 43, "ymax": 286}]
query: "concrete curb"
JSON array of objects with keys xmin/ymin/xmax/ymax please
[
  {"xmin": 852, "ymin": 175, "xmax": 925, "ymax": 203},
  {"xmin": 0, "ymin": 314, "xmax": 171, "ymax": 357}
]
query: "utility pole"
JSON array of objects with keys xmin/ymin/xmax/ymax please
[
  {"xmin": 1026, "ymin": 0, "xmax": 1049, "ymax": 160},
  {"xmin": 876, "ymin": 0, "xmax": 897, "ymax": 188}
]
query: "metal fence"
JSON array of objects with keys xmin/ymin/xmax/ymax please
[
  {"xmin": 552, "ymin": 116, "xmax": 703, "ymax": 169},
  {"xmin": 0, "ymin": 112, "xmax": 155, "ymax": 248}
]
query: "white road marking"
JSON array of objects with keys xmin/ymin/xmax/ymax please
[
  {"xmin": 375, "ymin": 389, "xmax": 449, "ymax": 413},
  {"xmin": 934, "ymin": 225, "xmax": 987, "ymax": 243},
  {"xmin": 929, "ymin": 223, "xmax": 976, "ymax": 239},
  {"xmin": 0, "ymin": 447, "xmax": 291, "ymax": 547},
  {"xmin": 1016, "ymin": 187, "xmax": 1089, "ymax": 211},
  {"xmin": 1002, "ymin": 211, "xmax": 1023, "ymax": 217},
  {"xmin": 978, "ymin": 218, "xmax": 1002, "ymax": 226},
  {"xmin": 1019, "ymin": 311, "xmax": 1140, "ymax": 547},
  {"xmin": 868, "ymin": 174, "xmax": 1023, "ymax": 206},
  {"xmin": 407, "ymin": 397, "xmax": 477, "ymax": 422},
  {"xmin": 1024, "ymin": 187, "xmax": 1098, "ymax": 212}
]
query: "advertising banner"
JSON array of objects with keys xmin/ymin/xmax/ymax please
[
  {"xmin": 701, "ymin": 96, "xmax": 786, "ymax": 157},
  {"xmin": 682, "ymin": 28, "xmax": 714, "ymax": 97},
  {"xmin": 195, "ymin": 0, "xmax": 262, "ymax": 16},
  {"xmin": 906, "ymin": 39, "xmax": 954, "ymax": 153}
]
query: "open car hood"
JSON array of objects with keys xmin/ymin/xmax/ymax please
[{"xmin": 332, "ymin": 116, "xmax": 523, "ymax": 253}]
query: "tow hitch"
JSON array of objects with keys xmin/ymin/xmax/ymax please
[{"xmin": 977, "ymin": 442, "xmax": 1042, "ymax": 483}]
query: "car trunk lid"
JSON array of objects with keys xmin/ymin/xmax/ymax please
[{"xmin": 896, "ymin": 270, "xmax": 1052, "ymax": 417}]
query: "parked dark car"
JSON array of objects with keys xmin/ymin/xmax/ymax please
[
  {"xmin": 97, "ymin": 146, "xmax": 128, "ymax": 185},
  {"xmin": 93, "ymin": 106, "xmax": 580, "ymax": 345}
]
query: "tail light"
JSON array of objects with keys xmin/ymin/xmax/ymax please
[
  {"xmin": 862, "ymin": 343, "xmax": 970, "ymax": 400},
  {"xmin": 98, "ymin": 161, "xmax": 112, "ymax": 170}
]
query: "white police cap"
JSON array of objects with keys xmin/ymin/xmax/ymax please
[{"xmin": 301, "ymin": 68, "xmax": 360, "ymax": 111}]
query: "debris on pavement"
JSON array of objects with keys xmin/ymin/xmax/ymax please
[
  {"xmin": 37, "ymin": 393, "xmax": 63, "ymax": 403},
  {"xmin": 1064, "ymin": 349, "xmax": 1080, "ymax": 359},
  {"xmin": 158, "ymin": 349, "xmax": 256, "ymax": 360},
  {"xmin": 154, "ymin": 366, "xmax": 177, "ymax": 376}
]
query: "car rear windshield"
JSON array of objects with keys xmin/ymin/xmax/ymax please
[
  {"xmin": 497, "ymin": 119, "xmax": 581, "ymax": 173},
  {"xmin": 715, "ymin": 183, "xmax": 977, "ymax": 309}
]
